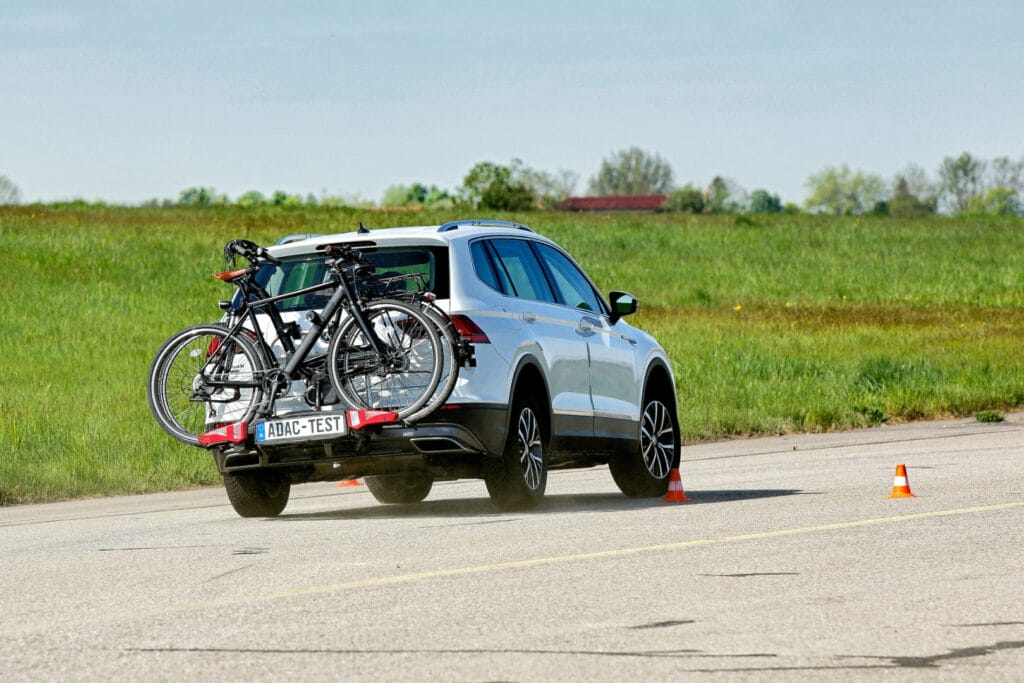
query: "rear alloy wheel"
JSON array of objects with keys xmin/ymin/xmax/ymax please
[
  {"xmin": 610, "ymin": 394, "xmax": 677, "ymax": 497},
  {"xmin": 485, "ymin": 397, "xmax": 547, "ymax": 510},
  {"xmin": 364, "ymin": 472, "xmax": 434, "ymax": 504},
  {"xmin": 223, "ymin": 471, "xmax": 290, "ymax": 517}
]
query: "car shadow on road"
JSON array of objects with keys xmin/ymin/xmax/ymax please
[
  {"xmin": 275, "ymin": 488, "xmax": 809, "ymax": 522},
  {"xmin": 685, "ymin": 488, "xmax": 817, "ymax": 503}
]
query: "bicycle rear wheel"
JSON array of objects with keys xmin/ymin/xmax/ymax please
[
  {"xmin": 400, "ymin": 303, "xmax": 461, "ymax": 424},
  {"xmin": 147, "ymin": 323, "xmax": 266, "ymax": 445},
  {"xmin": 327, "ymin": 299, "xmax": 444, "ymax": 421}
]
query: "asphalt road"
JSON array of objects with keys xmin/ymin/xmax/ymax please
[{"xmin": 2, "ymin": 416, "xmax": 1022, "ymax": 681}]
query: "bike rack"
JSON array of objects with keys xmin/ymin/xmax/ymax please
[{"xmin": 437, "ymin": 220, "xmax": 534, "ymax": 233}]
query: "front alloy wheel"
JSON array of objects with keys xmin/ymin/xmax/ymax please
[
  {"xmin": 640, "ymin": 399, "xmax": 674, "ymax": 480},
  {"xmin": 364, "ymin": 472, "xmax": 434, "ymax": 504},
  {"xmin": 610, "ymin": 394, "xmax": 678, "ymax": 498}
]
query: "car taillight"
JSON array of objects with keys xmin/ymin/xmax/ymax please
[{"xmin": 450, "ymin": 315, "xmax": 489, "ymax": 343}]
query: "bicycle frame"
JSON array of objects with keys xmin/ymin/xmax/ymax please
[{"xmin": 208, "ymin": 257, "xmax": 391, "ymax": 404}]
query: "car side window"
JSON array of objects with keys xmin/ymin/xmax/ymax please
[
  {"xmin": 471, "ymin": 240, "xmax": 503, "ymax": 292},
  {"xmin": 534, "ymin": 243, "xmax": 606, "ymax": 314},
  {"xmin": 488, "ymin": 239, "xmax": 556, "ymax": 303}
]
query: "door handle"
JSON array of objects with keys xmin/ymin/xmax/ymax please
[
  {"xmin": 576, "ymin": 319, "xmax": 596, "ymax": 337},
  {"xmin": 523, "ymin": 313, "xmax": 537, "ymax": 323}
]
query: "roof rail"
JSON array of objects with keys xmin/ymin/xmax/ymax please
[
  {"xmin": 276, "ymin": 233, "xmax": 323, "ymax": 245},
  {"xmin": 437, "ymin": 219, "xmax": 534, "ymax": 233}
]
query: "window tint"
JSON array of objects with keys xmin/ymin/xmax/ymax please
[
  {"xmin": 255, "ymin": 247, "xmax": 448, "ymax": 312},
  {"xmin": 535, "ymin": 243, "xmax": 605, "ymax": 313},
  {"xmin": 471, "ymin": 241, "xmax": 501, "ymax": 292},
  {"xmin": 258, "ymin": 258, "xmax": 333, "ymax": 311},
  {"xmin": 489, "ymin": 239, "xmax": 556, "ymax": 303},
  {"xmin": 368, "ymin": 250, "xmax": 433, "ymax": 283}
]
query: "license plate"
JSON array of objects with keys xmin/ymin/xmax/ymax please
[{"xmin": 256, "ymin": 414, "xmax": 348, "ymax": 443}]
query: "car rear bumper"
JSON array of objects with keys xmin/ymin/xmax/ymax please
[{"xmin": 208, "ymin": 404, "xmax": 509, "ymax": 481}]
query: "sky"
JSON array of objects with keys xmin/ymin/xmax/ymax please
[{"xmin": 2, "ymin": 0, "xmax": 1022, "ymax": 206}]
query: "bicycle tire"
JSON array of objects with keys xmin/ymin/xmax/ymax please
[
  {"xmin": 368, "ymin": 287, "xmax": 463, "ymax": 423},
  {"xmin": 399, "ymin": 303, "xmax": 461, "ymax": 423},
  {"xmin": 327, "ymin": 299, "xmax": 445, "ymax": 421},
  {"xmin": 148, "ymin": 323, "xmax": 266, "ymax": 445}
]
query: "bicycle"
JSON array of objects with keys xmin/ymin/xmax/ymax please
[
  {"xmin": 358, "ymin": 270, "xmax": 477, "ymax": 415},
  {"xmin": 147, "ymin": 239, "xmax": 457, "ymax": 446}
]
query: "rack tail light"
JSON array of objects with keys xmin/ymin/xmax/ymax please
[
  {"xmin": 198, "ymin": 422, "xmax": 248, "ymax": 445},
  {"xmin": 347, "ymin": 410, "xmax": 399, "ymax": 430}
]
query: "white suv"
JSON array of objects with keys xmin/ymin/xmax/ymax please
[{"xmin": 201, "ymin": 219, "xmax": 679, "ymax": 516}]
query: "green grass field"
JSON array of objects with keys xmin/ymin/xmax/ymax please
[{"xmin": 3, "ymin": 206, "xmax": 1023, "ymax": 504}]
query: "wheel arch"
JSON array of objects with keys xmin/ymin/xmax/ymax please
[
  {"xmin": 508, "ymin": 356, "xmax": 552, "ymax": 443},
  {"xmin": 642, "ymin": 358, "xmax": 678, "ymax": 410},
  {"xmin": 641, "ymin": 358, "xmax": 681, "ymax": 468}
]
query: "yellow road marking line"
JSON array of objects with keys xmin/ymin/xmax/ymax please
[
  {"xmin": 2, "ymin": 501, "xmax": 1021, "ymax": 635},
  {"xmin": 258, "ymin": 501, "xmax": 1024, "ymax": 599}
]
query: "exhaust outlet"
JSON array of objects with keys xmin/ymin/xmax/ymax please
[{"xmin": 410, "ymin": 437, "xmax": 474, "ymax": 454}]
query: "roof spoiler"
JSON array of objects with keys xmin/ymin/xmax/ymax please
[{"xmin": 276, "ymin": 233, "xmax": 323, "ymax": 245}]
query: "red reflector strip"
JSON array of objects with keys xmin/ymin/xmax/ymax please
[
  {"xmin": 346, "ymin": 410, "xmax": 399, "ymax": 430},
  {"xmin": 198, "ymin": 422, "xmax": 248, "ymax": 445},
  {"xmin": 450, "ymin": 315, "xmax": 489, "ymax": 343}
]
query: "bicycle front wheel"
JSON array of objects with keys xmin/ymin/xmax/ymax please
[
  {"xmin": 147, "ymin": 323, "xmax": 266, "ymax": 445},
  {"xmin": 327, "ymin": 299, "xmax": 444, "ymax": 421}
]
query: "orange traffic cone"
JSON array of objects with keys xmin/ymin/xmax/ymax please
[
  {"xmin": 337, "ymin": 478, "xmax": 362, "ymax": 487},
  {"xmin": 661, "ymin": 468, "xmax": 691, "ymax": 503},
  {"xmin": 888, "ymin": 464, "xmax": 916, "ymax": 498}
]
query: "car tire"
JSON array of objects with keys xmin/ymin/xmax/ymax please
[
  {"xmin": 484, "ymin": 397, "xmax": 547, "ymax": 511},
  {"xmin": 609, "ymin": 390, "xmax": 678, "ymax": 497},
  {"xmin": 223, "ymin": 471, "xmax": 290, "ymax": 517},
  {"xmin": 364, "ymin": 472, "xmax": 434, "ymax": 504}
]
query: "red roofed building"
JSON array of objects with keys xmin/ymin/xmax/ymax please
[{"xmin": 556, "ymin": 194, "xmax": 667, "ymax": 212}]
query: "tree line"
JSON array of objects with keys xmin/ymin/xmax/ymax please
[
  {"xmin": 804, "ymin": 153, "xmax": 1024, "ymax": 217},
  {"xmin": 1, "ymin": 148, "xmax": 1021, "ymax": 216}
]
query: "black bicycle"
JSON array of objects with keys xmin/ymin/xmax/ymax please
[{"xmin": 147, "ymin": 239, "xmax": 455, "ymax": 445}]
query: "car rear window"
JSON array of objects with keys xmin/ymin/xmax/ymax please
[{"xmin": 254, "ymin": 246, "xmax": 449, "ymax": 312}]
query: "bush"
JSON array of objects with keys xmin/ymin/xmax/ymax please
[{"xmin": 662, "ymin": 185, "xmax": 705, "ymax": 213}]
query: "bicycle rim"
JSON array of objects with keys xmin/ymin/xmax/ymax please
[
  {"xmin": 328, "ymin": 300, "xmax": 444, "ymax": 420},
  {"xmin": 148, "ymin": 324, "xmax": 265, "ymax": 445}
]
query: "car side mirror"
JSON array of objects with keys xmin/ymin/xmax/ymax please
[{"xmin": 608, "ymin": 291, "xmax": 638, "ymax": 324}]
